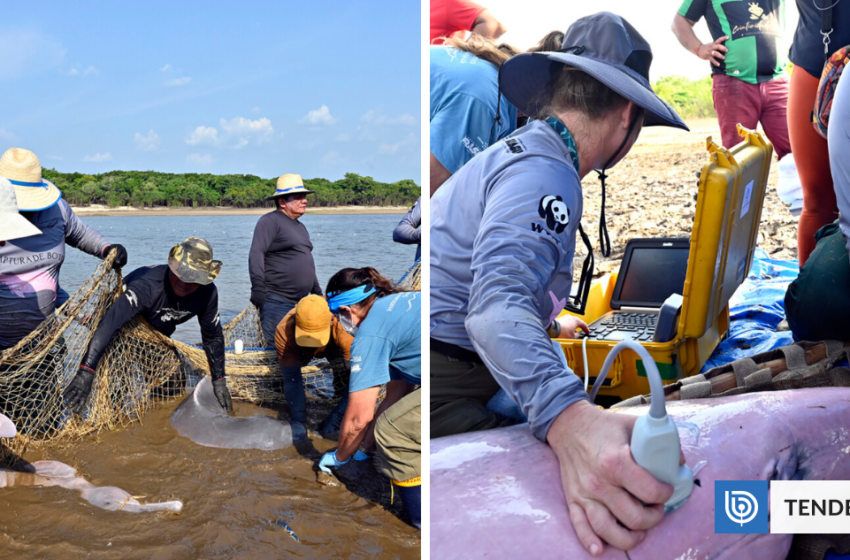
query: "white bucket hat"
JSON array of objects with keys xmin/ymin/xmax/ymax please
[
  {"xmin": 0, "ymin": 177, "xmax": 43, "ymax": 242},
  {"xmin": 0, "ymin": 411, "xmax": 16, "ymax": 438},
  {"xmin": 266, "ymin": 173, "xmax": 316, "ymax": 200},
  {"xmin": 0, "ymin": 148, "xmax": 62, "ymax": 211}
]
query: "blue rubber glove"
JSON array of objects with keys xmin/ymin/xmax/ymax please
[
  {"xmin": 319, "ymin": 450, "xmax": 350, "ymax": 474},
  {"xmin": 353, "ymin": 449, "xmax": 370, "ymax": 461}
]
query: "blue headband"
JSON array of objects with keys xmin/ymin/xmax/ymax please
[{"xmin": 327, "ymin": 285, "xmax": 377, "ymax": 312}]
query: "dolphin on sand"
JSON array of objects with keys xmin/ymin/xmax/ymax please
[
  {"xmin": 1, "ymin": 412, "xmax": 181, "ymax": 512},
  {"xmin": 170, "ymin": 376, "xmax": 307, "ymax": 450},
  {"xmin": 431, "ymin": 387, "xmax": 850, "ymax": 559},
  {"xmin": 0, "ymin": 460, "xmax": 182, "ymax": 512}
]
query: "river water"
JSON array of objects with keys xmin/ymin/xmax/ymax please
[
  {"xmin": 0, "ymin": 212, "xmax": 421, "ymax": 559},
  {"xmin": 60, "ymin": 213, "xmax": 417, "ymax": 344}
]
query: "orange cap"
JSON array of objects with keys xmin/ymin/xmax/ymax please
[{"xmin": 294, "ymin": 295, "xmax": 332, "ymax": 347}]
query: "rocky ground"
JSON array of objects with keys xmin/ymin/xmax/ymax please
[{"xmin": 576, "ymin": 119, "xmax": 799, "ymax": 279}]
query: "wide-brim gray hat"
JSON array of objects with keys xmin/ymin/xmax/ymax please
[
  {"xmin": 0, "ymin": 177, "xmax": 43, "ymax": 242},
  {"xmin": 0, "ymin": 412, "xmax": 17, "ymax": 438},
  {"xmin": 499, "ymin": 12, "xmax": 688, "ymax": 131}
]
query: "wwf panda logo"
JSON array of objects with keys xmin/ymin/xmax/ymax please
[{"xmin": 538, "ymin": 195, "xmax": 570, "ymax": 234}]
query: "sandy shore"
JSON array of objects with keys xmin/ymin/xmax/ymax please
[{"xmin": 71, "ymin": 205, "xmax": 410, "ymax": 217}]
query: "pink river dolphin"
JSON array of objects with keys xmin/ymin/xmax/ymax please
[
  {"xmin": 0, "ymin": 412, "xmax": 181, "ymax": 513},
  {"xmin": 431, "ymin": 387, "xmax": 850, "ymax": 559}
]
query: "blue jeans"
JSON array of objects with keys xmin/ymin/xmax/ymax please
[
  {"xmin": 260, "ymin": 296, "xmax": 303, "ymax": 422},
  {"xmin": 260, "ymin": 295, "xmax": 295, "ymax": 347}
]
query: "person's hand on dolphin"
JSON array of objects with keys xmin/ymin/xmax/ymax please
[
  {"xmin": 547, "ymin": 400, "xmax": 677, "ymax": 557},
  {"xmin": 318, "ymin": 450, "xmax": 350, "ymax": 474},
  {"xmin": 64, "ymin": 365, "xmax": 97, "ymax": 414},
  {"xmin": 212, "ymin": 377, "xmax": 233, "ymax": 414}
]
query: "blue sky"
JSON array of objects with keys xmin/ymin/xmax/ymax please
[{"xmin": 0, "ymin": 0, "xmax": 421, "ymax": 184}]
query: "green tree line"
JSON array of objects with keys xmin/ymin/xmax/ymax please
[
  {"xmin": 41, "ymin": 169, "xmax": 421, "ymax": 209},
  {"xmin": 653, "ymin": 75, "xmax": 716, "ymax": 120}
]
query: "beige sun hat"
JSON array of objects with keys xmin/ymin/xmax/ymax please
[
  {"xmin": 266, "ymin": 173, "xmax": 316, "ymax": 200},
  {"xmin": 0, "ymin": 148, "xmax": 62, "ymax": 211},
  {"xmin": 0, "ymin": 177, "xmax": 43, "ymax": 242}
]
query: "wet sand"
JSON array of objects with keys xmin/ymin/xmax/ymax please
[
  {"xmin": 71, "ymin": 205, "xmax": 410, "ymax": 217},
  {"xmin": 0, "ymin": 395, "xmax": 420, "ymax": 559}
]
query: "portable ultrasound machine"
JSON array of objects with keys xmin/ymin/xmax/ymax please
[{"xmin": 555, "ymin": 125, "xmax": 775, "ymax": 401}]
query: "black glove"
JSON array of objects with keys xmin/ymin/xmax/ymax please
[
  {"xmin": 250, "ymin": 290, "xmax": 265, "ymax": 311},
  {"xmin": 212, "ymin": 377, "xmax": 233, "ymax": 414},
  {"xmin": 64, "ymin": 366, "xmax": 96, "ymax": 414},
  {"xmin": 102, "ymin": 244, "xmax": 128, "ymax": 269}
]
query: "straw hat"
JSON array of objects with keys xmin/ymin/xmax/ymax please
[
  {"xmin": 0, "ymin": 411, "xmax": 16, "ymax": 438},
  {"xmin": 0, "ymin": 177, "xmax": 43, "ymax": 242},
  {"xmin": 266, "ymin": 173, "xmax": 316, "ymax": 200},
  {"xmin": 0, "ymin": 148, "xmax": 62, "ymax": 211}
]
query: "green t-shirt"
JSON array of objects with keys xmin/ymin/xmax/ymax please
[{"xmin": 678, "ymin": 0, "xmax": 787, "ymax": 84}]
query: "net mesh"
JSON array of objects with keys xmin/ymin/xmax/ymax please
[{"xmin": 0, "ymin": 254, "xmax": 420, "ymax": 466}]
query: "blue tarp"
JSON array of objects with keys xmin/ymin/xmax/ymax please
[{"xmin": 701, "ymin": 249, "xmax": 799, "ymax": 371}]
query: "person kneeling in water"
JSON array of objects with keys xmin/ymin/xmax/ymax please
[
  {"xmin": 317, "ymin": 268, "xmax": 421, "ymax": 529},
  {"xmin": 64, "ymin": 237, "xmax": 233, "ymax": 414},
  {"xmin": 274, "ymin": 294, "xmax": 353, "ymax": 435}
]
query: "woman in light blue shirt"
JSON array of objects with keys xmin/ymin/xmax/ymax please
[{"xmin": 317, "ymin": 267, "xmax": 421, "ymax": 529}]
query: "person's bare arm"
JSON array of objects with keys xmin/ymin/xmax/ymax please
[
  {"xmin": 471, "ymin": 9, "xmax": 506, "ymax": 40},
  {"xmin": 336, "ymin": 386, "xmax": 382, "ymax": 461},
  {"xmin": 671, "ymin": 14, "xmax": 728, "ymax": 67},
  {"xmin": 547, "ymin": 400, "xmax": 677, "ymax": 556},
  {"xmin": 430, "ymin": 152, "xmax": 452, "ymax": 197},
  {"xmin": 361, "ymin": 380, "xmax": 415, "ymax": 451}
]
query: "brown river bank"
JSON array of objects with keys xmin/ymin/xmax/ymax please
[{"xmin": 0, "ymin": 394, "xmax": 420, "ymax": 559}]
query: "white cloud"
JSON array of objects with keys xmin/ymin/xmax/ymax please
[
  {"xmin": 160, "ymin": 63, "xmax": 172, "ymax": 72},
  {"xmin": 46, "ymin": 155, "xmax": 63, "ymax": 161},
  {"xmin": 335, "ymin": 133, "xmax": 351, "ymax": 142},
  {"xmin": 361, "ymin": 109, "xmax": 417, "ymax": 126},
  {"xmin": 297, "ymin": 138, "xmax": 321, "ymax": 150},
  {"xmin": 220, "ymin": 116, "xmax": 274, "ymax": 144},
  {"xmin": 186, "ymin": 126, "xmax": 221, "ymax": 146},
  {"xmin": 379, "ymin": 143, "xmax": 400, "ymax": 154},
  {"xmin": 65, "ymin": 65, "xmax": 98, "ymax": 77},
  {"xmin": 186, "ymin": 153, "xmax": 212, "ymax": 166},
  {"xmin": 134, "ymin": 130, "xmax": 161, "ymax": 152},
  {"xmin": 83, "ymin": 152, "xmax": 112, "ymax": 163},
  {"xmin": 233, "ymin": 138, "xmax": 248, "ymax": 149},
  {"xmin": 251, "ymin": 106, "xmax": 262, "ymax": 114},
  {"xmin": 322, "ymin": 151, "xmax": 342, "ymax": 165},
  {"xmin": 0, "ymin": 127, "xmax": 16, "ymax": 142},
  {"xmin": 165, "ymin": 76, "xmax": 192, "ymax": 87},
  {"xmin": 0, "ymin": 31, "xmax": 65, "ymax": 82},
  {"xmin": 299, "ymin": 105, "xmax": 336, "ymax": 125}
]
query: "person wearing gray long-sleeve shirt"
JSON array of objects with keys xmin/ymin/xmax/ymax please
[
  {"xmin": 393, "ymin": 197, "xmax": 421, "ymax": 261},
  {"xmin": 430, "ymin": 13, "xmax": 691, "ymax": 556}
]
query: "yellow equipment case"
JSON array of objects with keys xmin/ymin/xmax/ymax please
[{"xmin": 555, "ymin": 126, "xmax": 774, "ymax": 402}]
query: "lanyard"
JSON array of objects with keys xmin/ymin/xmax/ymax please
[{"xmin": 543, "ymin": 117, "xmax": 594, "ymax": 315}]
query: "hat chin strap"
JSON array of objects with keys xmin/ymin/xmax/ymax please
[{"xmin": 593, "ymin": 112, "xmax": 640, "ymax": 258}]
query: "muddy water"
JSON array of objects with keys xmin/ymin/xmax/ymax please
[{"xmin": 0, "ymin": 394, "xmax": 420, "ymax": 559}]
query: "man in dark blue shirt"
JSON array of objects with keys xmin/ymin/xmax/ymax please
[{"xmin": 65, "ymin": 237, "xmax": 232, "ymax": 414}]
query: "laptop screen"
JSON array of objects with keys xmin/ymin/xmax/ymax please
[{"xmin": 616, "ymin": 244, "xmax": 689, "ymax": 307}]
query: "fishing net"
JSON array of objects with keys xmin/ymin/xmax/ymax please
[{"xmin": 0, "ymin": 253, "xmax": 421, "ymax": 465}]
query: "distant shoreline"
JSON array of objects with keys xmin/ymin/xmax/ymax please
[{"xmin": 71, "ymin": 205, "xmax": 409, "ymax": 217}]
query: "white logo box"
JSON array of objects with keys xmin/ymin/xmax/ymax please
[{"xmin": 770, "ymin": 481, "xmax": 850, "ymax": 534}]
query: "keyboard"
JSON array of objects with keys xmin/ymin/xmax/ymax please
[{"xmin": 578, "ymin": 312, "xmax": 658, "ymax": 342}]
